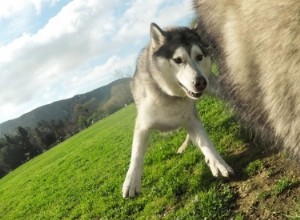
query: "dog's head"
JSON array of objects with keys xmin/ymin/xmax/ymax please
[{"xmin": 150, "ymin": 23, "xmax": 211, "ymax": 100}]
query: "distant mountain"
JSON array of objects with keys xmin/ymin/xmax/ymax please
[{"xmin": 0, "ymin": 78, "xmax": 133, "ymax": 137}]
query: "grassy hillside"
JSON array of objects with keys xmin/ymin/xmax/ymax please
[
  {"xmin": 0, "ymin": 95, "xmax": 299, "ymax": 219},
  {"xmin": 0, "ymin": 78, "xmax": 133, "ymax": 137}
]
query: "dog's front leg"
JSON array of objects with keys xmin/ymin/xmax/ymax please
[
  {"xmin": 122, "ymin": 121, "xmax": 150, "ymax": 198},
  {"xmin": 186, "ymin": 116, "xmax": 234, "ymax": 177}
]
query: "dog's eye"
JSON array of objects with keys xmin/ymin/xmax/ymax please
[
  {"xmin": 173, "ymin": 57, "xmax": 183, "ymax": 64},
  {"xmin": 196, "ymin": 54, "xmax": 203, "ymax": 61}
]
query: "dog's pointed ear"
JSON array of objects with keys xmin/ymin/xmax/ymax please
[{"xmin": 150, "ymin": 23, "xmax": 165, "ymax": 48}]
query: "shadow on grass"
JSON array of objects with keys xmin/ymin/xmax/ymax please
[{"xmin": 221, "ymin": 116, "xmax": 282, "ymax": 182}]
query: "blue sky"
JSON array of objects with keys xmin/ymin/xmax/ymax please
[{"xmin": 0, "ymin": 0, "xmax": 194, "ymax": 123}]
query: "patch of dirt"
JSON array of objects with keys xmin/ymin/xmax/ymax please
[{"xmin": 228, "ymin": 144, "xmax": 300, "ymax": 219}]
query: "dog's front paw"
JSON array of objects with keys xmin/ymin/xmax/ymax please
[
  {"xmin": 205, "ymin": 156, "xmax": 234, "ymax": 177},
  {"xmin": 122, "ymin": 171, "xmax": 142, "ymax": 198}
]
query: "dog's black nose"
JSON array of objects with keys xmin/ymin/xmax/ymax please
[{"xmin": 194, "ymin": 76, "xmax": 207, "ymax": 91}]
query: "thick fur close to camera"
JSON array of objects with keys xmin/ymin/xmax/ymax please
[{"xmin": 194, "ymin": 0, "xmax": 300, "ymax": 157}]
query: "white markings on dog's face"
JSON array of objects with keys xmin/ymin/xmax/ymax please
[
  {"xmin": 191, "ymin": 45, "xmax": 211, "ymax": 78},
  {"xmin": 173, "ymin": 45, "xmax": 211, "ymax": 99}
]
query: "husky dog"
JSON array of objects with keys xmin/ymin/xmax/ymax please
[
  {"xmin": 122, "ymin": 23, "xmax": 233, "ymax": 198},
  {"xmin": 193, "ymin": 0, "xmax": 300, "ymax": 157}
]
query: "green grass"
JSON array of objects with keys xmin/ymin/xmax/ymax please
[
  {"xmin": 0, "ymin": 95, "xmax": 245, "ymax": 219},
  {"xmin": 244, "ymin": 159, "xmax": 264, "ymax": 177},
  {"xmin": 273, "ymin": 177, "xmax": 295, "ymax": 196}
]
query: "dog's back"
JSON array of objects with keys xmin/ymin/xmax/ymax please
[{"xmin": 194, "ymin": 0, "xmax": 300, "ymax": 157}]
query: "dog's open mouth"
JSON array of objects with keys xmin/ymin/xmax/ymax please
[{"xmin": 178, "ymin": 82, "xmax": 203, "ymax": 99}]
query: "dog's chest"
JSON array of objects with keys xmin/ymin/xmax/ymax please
[{"xmin": 142, "ymin": 98, "xmax": 194, "ymax": 131}]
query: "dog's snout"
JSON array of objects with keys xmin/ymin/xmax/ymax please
[{"xmin": 194, "ymin": 76, "xmax": 207, "ymax": 91}]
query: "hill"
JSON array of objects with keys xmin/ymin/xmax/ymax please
[
  {"xmin": 0, "ymin": 78, "xmax": 133, "ymax": 137},
  {"xmin": 0, "ymin": 95, "xmax": 299, "ymax": 219}
]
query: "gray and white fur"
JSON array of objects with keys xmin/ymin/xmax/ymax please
[
  {"xmin": 193, "ymin": 0, "xmax": 300, "ymax": 158},
  {"xmin": 122, "ymin": 23, "xmax": 233, "ymax": 198}
]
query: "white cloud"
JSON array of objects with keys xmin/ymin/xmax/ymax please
[
  {"xmin": 0, "ymin": 0, "xmax": 54, "ymax": 19},
  {"xmin": 155, "ymin": 1, "xmax": 193, "ymax": 25},
  {"xmin": 114, "ymin": 0, "xmax": 193, "ymax": 44},
  {"xmin": 0, "ymin": 0, "xmax": 193, "ymax": 123},
  {"xmin": 0, "ymin": 104, "xmax": 19, "ymax": 123},
  {"xmin": 0, "ymin": 0, "xmax": 120, "ymax": 104},
  {"xmin": 64, "ymin": 53, "xmax": 137, "ymax": 97}
]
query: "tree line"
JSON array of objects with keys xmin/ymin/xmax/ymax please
[
  {"xmin": 0, "ymin": 100, "xmax": 132, "ymax": 178},
  {"xmin": 0, "ymin": 105, "xmax": 103, "ymax": 178},
  {"xmin": 0, "ymin": 79, "xmax": 134, "ymax": 178},
  {"xmin": 0, "ymin": 119, "xmax": 71, "ymax": 177}
]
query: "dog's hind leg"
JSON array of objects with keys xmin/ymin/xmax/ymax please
[
  {"xmin": 177, "ymin": 134, "xmax": 190, "ymax": 154},
  {"xmin": 186, "ymin": 116, "xmax": 234, "ymax": 177},
  {"xmin": 206, "ymin": 73, "xmax": 220, "ymax": 97},
  {"xmin": 122, "ymin": 119, "xmax": 151, "ymax": 198}
]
